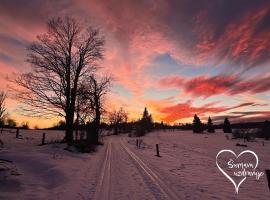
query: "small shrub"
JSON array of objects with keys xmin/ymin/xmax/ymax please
[
  {"xmin": 256, "ymin": 121, "xmax": 270, "ymax": 140},
  {"xmin": 232, "ymin": 129, "xmax": 256, "ymax": 142},
  {"xmin": 223, "ymin": 118, "xmax": 232, "ymax": 133},
  {"xmin": 72, "ymin": 140, "xmax": 97, "ymax": 153},
  {"xmin": 232, "ymin": 129, "xmax": 244, "ymax": 139}
]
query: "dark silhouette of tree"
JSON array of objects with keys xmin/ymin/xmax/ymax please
[
  {"xmin": 207, "ymin": 116, "xmax": 215, "ymax": 133},
  {"xmin": 0, "ymin": 91, "xmax": 7, "ymax": 126},
  {"xmin": 135, "ymin": 107, "xmax": 153, "ymax": 136},
  {"xmin": 47, "ymin": 120, "xmax": 66, "ymax": 130},
  {"xmin": 6, "ymin": 118, "xmax": 17, "ymax": 128},
  {"xmin": 261, "ymin": 120, "xmax": 270, "ymax": 140},
  {"xmin": 223, "ymin": 117, "xmax": 232, "ymax": 133},
  {"xmin": 142, "ymin": 107, "xmax": 149, "ymax": 119},
  {"xmin": 79, "ymin": 75, "xmax": 111, "ymax": 144},
  {"xmin": 11, "ymin": 17, "xmax": 105, "ymax": 144},
  {"xmin": 141, "ymin": 107, "xmax": 153, "ymax": 132},
  {"xmin": 20, "ymin": 121, "xmax": 29, "ymax": 129},
  {"xmin": 109, "ymin": 108, "xmax": 128, "ymax": 135},
  {"xmin": 193, "ymin": 114, "xmax": 203, "ymax": 133},
  {"xmin": 57, "ymin": 120, "xmax": 66, "ymax": 129}
]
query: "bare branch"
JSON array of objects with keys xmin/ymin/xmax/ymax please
[{"xmin": 0, "ymin": 91, "xmax": 7, "ymax": 124}]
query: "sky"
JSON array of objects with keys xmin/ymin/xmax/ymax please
[{"xmin": 0, "ymin": 0, "xmax": 270, "ymax": 128}]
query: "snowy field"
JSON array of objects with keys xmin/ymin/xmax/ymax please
[{"xmin": 0, "ymin": 129, "xmax": 270, "ymax": 200}]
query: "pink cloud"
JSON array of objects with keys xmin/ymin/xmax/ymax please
[
  {"xmin": 159, "ymin": 74, "xmax": 270, "ymax": 98},
  {"xmin": 1, "ymin": 0, "xmax": 270, "ymax": 126}
]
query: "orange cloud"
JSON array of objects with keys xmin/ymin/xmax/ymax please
[{"xmin": 159, "ymin": 101, "xmax": 255, "ymax": 123}]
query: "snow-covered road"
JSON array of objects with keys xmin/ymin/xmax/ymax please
[{"xmin": 93, "ymin": 136, "xmax": 181, "ymax": 200}]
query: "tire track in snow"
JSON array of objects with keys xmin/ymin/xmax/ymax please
[
  {"xmin": 93, "ymin": 140, "xmax": 112, "ymax": 200},
  {"xmin": 121, "ymin": 140, "xmax": 182, "ymax": 200}
]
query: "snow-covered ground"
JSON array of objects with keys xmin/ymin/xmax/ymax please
[
  {"xmin": 0, "ymin": 129, "xmax": 270, "ymax": 199},
  {"xmin": 125, "ymin": 130, "xmax": 270, "ymax": 199}
]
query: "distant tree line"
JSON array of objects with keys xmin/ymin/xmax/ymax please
[
  {"xmin": 0, "ymin": 91, "xmax": 30, "ymax": 130},
  {"xmin": 191, "ymin": 114, "xmax": 270, "ymax": 140},
  {"xmin": 46, "ymin": 107, "xmax": 154, "ymax": 138},
  {"xmin": 107, "ymin": 107, "xmax": 153, "ymax": 137}
]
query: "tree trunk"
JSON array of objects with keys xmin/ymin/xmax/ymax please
[
  {"xmin": 86, "ymin": 113, "xmax": 100, "ymax": 145},
  {"xmin": 65, "ymin": 112, "xmax": 74, "ymax": 145},
  {"xmin": 75, "ymin": 100, "xmax": 79, "ymax": 141},
  {"xmin": 114, "ymin": 124, "xmax": 118, "ymax": 135},
  {"xmin": 66, "ymin": 72, "xmax": 79, "ymax": 145},
  {"xmin": 93, "ymin": 106, "xmax": 101, "ymax": 144},
  {"xmin": 86, "ymin": 123, "xmax": 94, "ymax": 144},
  {"xmin": 92, "ymin": 122, "xmax": 99, "ymax": 145}
]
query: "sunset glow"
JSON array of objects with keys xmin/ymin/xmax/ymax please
[{"xmin": 0, "ymin": 0, "xmax": 270, "ymax": 128}]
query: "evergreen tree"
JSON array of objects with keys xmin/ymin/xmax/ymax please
[
  {"xmin": 207, "ymin": 117, "xmax": 215, "ymax": 133},
  {"xmin": 142, "ymin": 107, "xmax": 149, "ymax": 120},
  {"xmin": 136, "ymin": 107, "xmax": 153, "ymax": 136},
  {"xmin": 261, "ymin": 120, "xmax": 270, "ymax": 140},
  {"xmin": 149, "ymin": 114, "xmax": 153, "ymax": 123},
  {"xmin": 223, "ymin": 117, "xmax": 232, "ymax": 133},
  {"xmin": 193, "ymin": 114, "xmax": 203, "ymax": 133},
  {"xmin": 141, "ymin": 107, "xmax": 153, "ymax": 132}
]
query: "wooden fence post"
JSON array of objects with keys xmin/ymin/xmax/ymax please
[
  {"xmin": 156, "ymin": 144, "xmax": 160, "ymax": 157},
  {"xmin": 41, "ymin": 133, "xmax": 46, "ymax": 145},
  {"xmin": 266, "ymin": 169, "xmax": 270, "ymax": 191},
  {"xmin": 16, "ymin": 129, "xmax": 19, "ymax": 138}
]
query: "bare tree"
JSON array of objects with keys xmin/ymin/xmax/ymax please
[
  {"xmin": 77, "ymin": 75, "xmax": 111, "ymax": 144},
  {"xmin": 11, "ymin": 17, "xmax": 105, "ymax": 144},
  {"xmin": 0, "ymin": 91, "xmax": 7, "ymax": 126},
  {"xmin": 109, "ymin": 108, "xmax": 128, "ymax": 135},
  {"xmin": 6, "ymin": 118, "xmax": 17, "ymax": 128},
  {"xmin": 20, "ymin": 121, "xmax": 29, "ymax": 129}
]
